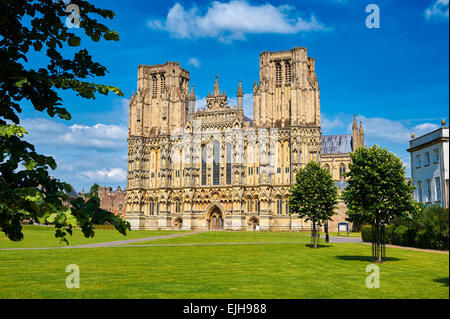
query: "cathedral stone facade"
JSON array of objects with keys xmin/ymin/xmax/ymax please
[{"xmin": 126, "ymin": 47, "xmax": 363, "ymax": 232}]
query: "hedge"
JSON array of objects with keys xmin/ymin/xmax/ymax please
[
  {"xmin": 361, "ymin": 225, "xmax": 394, "ymax": 244},
  {"xmin": 359, "ymin": 206, "xmax": 448, "ymax": 250}
]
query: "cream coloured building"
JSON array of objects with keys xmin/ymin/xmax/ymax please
[{"xmin": 126, "ymin": 47, "xmax": 363, "ymax": 232}]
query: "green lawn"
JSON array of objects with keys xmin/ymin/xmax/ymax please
[
  {"xmin": 0, "ymin": 228, "xmax": 448, "ymax": 298},
  {"xmin": 0, "ymin": 225, "xmax": 181, "ymax": 248},
  {"xmin": 126, "ymin": 230, "xmax": 314, "ymax": 245}
]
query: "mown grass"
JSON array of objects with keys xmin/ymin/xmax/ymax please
[
  {"xmin": 0, "ymin": 225, "xmax": 182, "ymax": 248},
  {"xmin": 0, "ymin": 240, "xmax": 448, "ymax": 298},
  {"xmin": 0, "ymin": 228, "xmax": 447, "ymax": 298},
  {"xmin": 126, "ymin": 231, "xmax": 314, "ymax": 245}
]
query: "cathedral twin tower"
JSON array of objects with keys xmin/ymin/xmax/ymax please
[{"xmin": 126, "ymin": 47, "xmax": 356, "ymax": 232}]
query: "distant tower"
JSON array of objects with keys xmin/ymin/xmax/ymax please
[
  {"xmin": 352, "ymin": 115, "xmax": 359, "ymax": 149},
  {"xmin": 237, "ymin": 80, "xmax": 243, "ymax": 109},
  {"xmin": 214, "ymin": 75, "xmax": 220, "ymax": 96},
  {"xmin": 359, "ymin": 121, "xmax": 364, "ymax": 147},
  {"xmin": 189, "ymin": 85, "xmax": 196, "ymax": 113}
]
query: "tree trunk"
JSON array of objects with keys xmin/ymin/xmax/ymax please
[{"xmin": 313, "ymin": 220, "xmax": 317, "ymax": 248}]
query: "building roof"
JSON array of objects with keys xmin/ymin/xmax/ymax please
[
  {"xmin": 66, "ymin": 184, "xmax": 79, "ymax": 198},
  {"xmin": 408, "ymin": 126, "xmax": 448, "ymax": 152},
  {"xmin": 321, "ymin": 134, "xmax": 353, "ymax": 154},
  {"xmin": 243, "ymin": 115, "xmax": 253, "ymax": 126}
]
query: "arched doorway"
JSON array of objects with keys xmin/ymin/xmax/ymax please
[
  {"xmin": 173, "ymin": 217, "xmax": 183, "ymax": 231},
  {"xmin": 207, "ymin": 206, "xmax": 223, "ymax": 231},
  {"xmin": 248, "ymin": 217, "xmax": 259, "ymax": 231}
]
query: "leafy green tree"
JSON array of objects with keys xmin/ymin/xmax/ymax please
[
  {"xmin": 289, "ymin": 161, "xmax": 338, "ymax": 248},
  {"xmin": 342, "ymin": 145, "xmax": 417, "ymax": 262},
  {"xmin": 87, "ymin": 183, "xmax": 100, "ymax": 199},
  {"xmin": 0, "ymin": 0, "xmax": 130, "ymax": 244}
]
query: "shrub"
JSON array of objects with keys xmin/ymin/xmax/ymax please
[
  {"xmin": 361, "ymin": 225, "xmax": 372, "ymax": 242},
  {"xmin": 361, "ymin": 224, "xmax": 394, "ymax": 244},
  {"xmin": 414, "ymin": 206, "xmax": 449, "ymax": 250},
  {"xmin": 392, "ymin": 226, "xmax": 415, "ymax": 247}
]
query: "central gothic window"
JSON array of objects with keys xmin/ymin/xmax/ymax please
[{"xmin": 213, "ymin": 141, "xmax": 220, "ymax": 185}]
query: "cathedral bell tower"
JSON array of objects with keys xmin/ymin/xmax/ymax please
[
  {"xmin": 253, "ymin": 47, "xmax": 321, "ymax": 129},
  {"xmin": 129, "ymin": 62, "xmax": 190, "ymax": 137}
]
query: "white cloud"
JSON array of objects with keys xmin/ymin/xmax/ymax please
[
  {"xmin": 82, "ymin": 168, "xmax": 127, "ymax": 183},
  {"xmin": 424, "ymin": 0, "xmax": 449, "ymax": 21},
  {"xmin": 148, "ymin": 1, "xmax": 327, "ymax": 43},
  {"xmin": 322, "ymin": 114, "xmax": 345, "ymax": 130},
  {"xmin": 22, "ymin": 118, "xmax": 127, "ymax": 150},
  {"xmin": 349, "ymin": 115, "xmax": 440, "ymax": 144},
  {"xmin": 187, "ymin": 57, "xmax": 201, "ymax": 68},
  {"xmin": 19, "ymin": 117, "xmax": 128, "ymax": 191}
]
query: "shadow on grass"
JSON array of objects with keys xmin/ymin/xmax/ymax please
[
  {"xmin": 334, "ymin": 255, "xmax": 404, "ymax": 262},
  {"xmin": 433, "ymin": 277, "xmax": 449, "ymax": 287},
  {"xmin": 305, "ymin": 244, "xmax": 333, "ymax": 249}
]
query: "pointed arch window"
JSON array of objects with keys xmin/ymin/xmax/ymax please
[
  {"xmin": 275, "ymin": 63, "xmax": 282, "ymax": 84},
  {"xmin": 226, "ymin": 143, "xmax": 232, "ymax": 185},
  {"xmin": 339, "ymin": 164, "xmax": 346, "ymax": 180},
  {"xmin": 160, "ymin": 74, "xmax": 165, "ymax": 95},
  {"xmin": 285, "ymin": 62, "xmax": 291, "ymax": 83},
  {"xmin": 213, "ymin": 141, "xmax": 220, "ymax": 185},
  {"xmin": 152, "ymin": 75, "xmax": 157, "ymax": 98},
  {"xmin": 201, "ymin": 145, "xmax": 207, "ymax": 185}
]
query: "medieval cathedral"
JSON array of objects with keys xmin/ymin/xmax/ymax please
[{"xmin": 126, "ymin": 47, "xmax": 364, "ymax": 232}]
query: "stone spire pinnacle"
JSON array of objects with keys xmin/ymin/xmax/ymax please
[
  {"xmin": 352, "ymin": 114, "xmax": 358, "ymax": 130},
  {"xmin": 214, "ymin": 75, "xmax": 220, "ymax": 96},
  {"xmin": 359, "ymin": 121, "xmax": 364, "ymax": 147},
  {"xmin": 189, "ymin": 85, "xmax": 196, "ymax": 101},
  {"xmin": 237, "ymin": 80, "xmax": 243, "ymax": 97}
]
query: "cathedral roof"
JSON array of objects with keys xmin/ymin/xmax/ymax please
[
  {"xmin": 243, "ymin": 115, "xmax": 253, "ymax": 126},
  {"xmin": 321, "ymin": 134, "xmax": 353, "ymax": 154}
]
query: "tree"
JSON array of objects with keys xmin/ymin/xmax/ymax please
[
  {"xmin": 0, "ymin": 0, "xmax": 130, "ymax": 244},
  {"xmin": 288, "ymin": 161, "xmax": 338, "ymax": 248},
  {"xmin": 342, "ymin": 145, "xmax": 417, "ymax": 262},
  {"xmin": 87, "ymin": 183, "xmax": 100, "ymax": 199}
]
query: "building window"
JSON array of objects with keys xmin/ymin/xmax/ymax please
[
  {"xmin": 275, "ymin": 63, "xmax": 281, "ymax": 84},
  {"xmin": 285, "ymin": 62, "xmax": 291, "ymax": 83},
  {"xmin": 247, "ymin": 199, "xmax": 253, "ymax": 212},
  {"xmin": 434, "ymin": 149, "xmax": 440, "ymax": 163},
  {"xmin": 201, "ymin": 145, "xmax": 207, "ymax": 185},
  {"xmin": 213, "ymin": 141, "xmax": 220, "ymax": 185},
  {"xmin": 160, "ymin": 74, "xmax": 165, "ymax": 94},
  {"xmin": 277, "ymin": 167, "xmax": 281, "ymax": 174},
  {"xmin": 226, "ymin": 144, "xmax": 232, "ymax": 185},
  {"xmin": 175, "ymin": 200, "xmax": 181, "ymax": 213},
  {"xmin": 435, "ymin": 177, "xmax": 441, "ymax": 201},
  {"xmin": 149, "ymin": 201, "xmax": 154, "ymax": 216},
  {"xmin": 424, "ymin": 152, "xmax": 430, "ymax": 166},
  {"xmin": 285, "ymin": 200, "xmax": 289, "ymax": 215},
  {"xmin": 416, "ymin": 154, "xmax": 421, "ymax": 168},
  {"xmin": 276, "ymin": 199, "xmax": 282, "ymax": 215},
  {"xmin": 417, "ymin": 181, "xmax": 423, "ymax": 203},
  {"xmin": 152, "ymin": 75, "xmax": 157, "ymax": 98},
  {"xmin": 339, "ymin": 164, "xmax": 346, "ymax": 180},
  {"xmin": 426, "ymin": 179, "xmax": 431, "ymax": 202}
]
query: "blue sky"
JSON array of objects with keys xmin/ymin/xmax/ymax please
[{"xmin": 20, "ymin": 0, "xmax": 449, "ymax": 192}]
